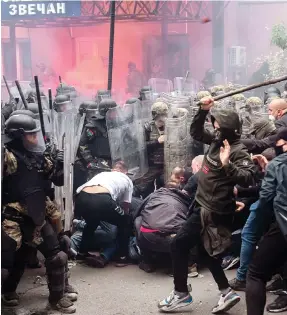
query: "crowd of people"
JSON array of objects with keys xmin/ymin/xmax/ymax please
[{"xmin": 1, "ymin": 77, "xmax": 287, "ymax": 315}]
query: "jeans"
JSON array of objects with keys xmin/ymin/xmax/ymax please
[
  {"xmin": 237, "ymin": 200, "xmax": 260, "ymax": 281},
  {"xmin": 75, "ymin": 192, "xmax": 131, "ymax": 257},
  {"xmin": 171, "ymin": 207, "xmax": 230, "ymax": 293},
  {"xmin": 71, "ymin": 220, "xmax": 117, "ymax": 261},
  {"xmin": 246, "ymin": 223, "xmax": 287, "ymax": 315}
]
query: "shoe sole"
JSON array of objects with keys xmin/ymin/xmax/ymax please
[
  {"xmin": 212, "ymin": 295, "xmax": 241, "ymax": 314},
  {"xmin": 224, "ymin": 258, "xmax": 240, "ymax": 271},
  {"xmin": 159, "ymin": 299, "xmax": 193, "ymax": 313},
  {"xmin": 267, "ymin": 306, "xmax": 287, "ymax": 313}
]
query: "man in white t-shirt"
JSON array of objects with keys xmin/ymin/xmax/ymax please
[{"xmin": 75, "ymin": 161, "xmax": 133, "ymax": 267}]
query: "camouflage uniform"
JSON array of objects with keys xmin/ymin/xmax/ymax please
[
  {"xmin": 134, "ymin": 102, "xmax": 167, "ymax": 197},
  {"xmin": 1, "ymin": 144, "xmax": 75, "ymax": 309}
]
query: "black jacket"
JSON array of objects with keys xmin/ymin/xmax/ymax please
[
  {"xmin": 190, "ymin": 108, "xmax": 256, "ymax": 214},
  {"xmin": 135, "ymin": 188, "xmax": 190, "ymax": 234},
  {"xmin": 259, "ymin": 152, "xmax": 287, "ymax": 240},
  {"xmin": 241, "ymin": 114, "xmax": 287, "ymax": 154}
]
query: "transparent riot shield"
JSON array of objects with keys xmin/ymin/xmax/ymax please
[
  {"xmin": 164, "ymin": 109, "xmax": 188, "ymax": 183},
  {"xmin": 148, "ymin": 78, "xmax": 173, "ymax": 96},
  {"xmin": 106, "ymin": 103, "xmax": 148, "ymax": 180}
]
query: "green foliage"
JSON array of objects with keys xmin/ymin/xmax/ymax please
[{"xmin": 271, "ymin": 23, "xmax": 287, "ymax": 50}]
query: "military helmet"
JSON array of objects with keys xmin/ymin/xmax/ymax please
[
  {"xmin": 264, "ymin": 87, "xmax": 281, "ymax": 104},
  {"xmin": 98, "ymin": 99, "xmax": 117, "ymax": 117},
  {"xmin": 151, "ymin": 101, "xmax": 168, "ymax": 119},
  {"xmin": 246, "ymin": 97, "xmax": 263, "ymax": 107},
  {"xmin": 231, "ymin": 93, "xmax": 246, "ymax": 102},
  {"xmin": 10, "ymin": 109, "xmax": 36, "ymax": 119},
  {"xmin": 196, "ymin": 91, "xmax": 211, "ymax": 101},
  {"xmin": 5, "ymin": 114, "xmax": 40, "ymax": 135}
]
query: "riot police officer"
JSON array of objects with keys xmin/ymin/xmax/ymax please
[
  {"xmin": 74, "ymin": 99, "xmax": 116, "ymax": 193},
  {"xmin": 1, "ymin": 114, "xmax": 77, "ymax": 313}
]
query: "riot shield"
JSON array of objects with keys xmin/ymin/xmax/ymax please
[
  {"xmin": 106, "ymin": 103, "xmax": 148, "ymax": 180},
  {"xmin": 148, "ymin": 78, "xmax": 173, "ymax": 97},
  {"xmin": 164, "ymin": 109, "xmax": 188, "ymax": 183}
]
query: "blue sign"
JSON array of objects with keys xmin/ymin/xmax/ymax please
[{"xmin": 1, "ymin": 0, "xmax": 81, "ymax": 20}]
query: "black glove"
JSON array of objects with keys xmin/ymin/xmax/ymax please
[{"xmin": 56, "ymin": 150, "xmax": 64, "ymax": 163}]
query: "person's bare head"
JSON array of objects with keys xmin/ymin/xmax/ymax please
[
  {"xmin": 112, "ymin": 161, "xmax": 128, "ymax": 174},
  {"xmin": 191, "ymin": 155, "xmax": 204, "ymax": 174},
  {"xmin": 268, "ymin": 99, "xmax": 287, "ymax": 120},
  {"xmin": 170, "ymin": 167, "xmax": 185, "ymax": 185}
]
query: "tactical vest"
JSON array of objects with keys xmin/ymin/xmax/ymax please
[{"xmin": 148, "ymin": 122, "xmax": 164, "ymax": 166}]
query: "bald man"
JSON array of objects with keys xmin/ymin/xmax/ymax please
[
  {"xmin": 268, "ymin": 98, "xmax": 287, "ymax": 129},
  {"xmin": 241, "ymin": 99, "xmax": 287, "ymax": 154}
]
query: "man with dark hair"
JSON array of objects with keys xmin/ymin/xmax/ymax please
[
  {"xmin": 74, "ymin": 161, "xmax": 133, "ymax": 266},
  {"xmin": 158, "ymin": 97, "xmax": 256, "ymax": 313}
]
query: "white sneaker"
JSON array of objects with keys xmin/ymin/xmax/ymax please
[
  {"xmin": 212, "ymin": 290, "xmax": 240, "ymax": 314},
  {"xmin": 158, "ymin": 285, "xmax": 193, "ymax": 312}
]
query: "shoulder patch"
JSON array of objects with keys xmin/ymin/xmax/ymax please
[{"xmin": 4, "ymin": 149, "xmax": 17, "ymax": 175}]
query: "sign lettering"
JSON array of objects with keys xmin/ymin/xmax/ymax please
[{"xmin": 2, "ymin": 1, "xmax": 81, "ymax": 20}]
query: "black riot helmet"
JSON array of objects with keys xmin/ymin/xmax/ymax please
[
  {"xmin": 5, "ymin": 114, "xmax": 40, "ymax": 136},
  {"xmin": 84, "ymin": 101, "xmax": 100, "ymax": 127},
  {"xmin": 27, "ymin": 103, "xmax": 39, "ymax": 114},
  {"xmin": 79, "ymin": 100, "xmax": 95, "ymax": 115},
  {"xmin": 95, "ymin": 89, "xmax": 111, "ymax": 104},
  {"xmin": 264, "ymin": 86, "xmax": 281, "ymax": 104},
  {"xmin": 98, "ymin": 99, "xmax": 117, "ymax": 118},
  {"xmin": 5, "ymin": 114, "xmax": 45, "ymax": 152},
  {"xmin": 53, "ymin": 94, "xmax": 71, "ymax": 112},
  {"xmin": 139, "ymin": 86, "xmax": 152, "ymax": 101},
  {"xmin": 10, "ymin": 109, "xmax": 36, "ymax": 119}
]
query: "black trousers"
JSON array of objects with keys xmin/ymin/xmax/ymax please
[
  {"xmin": 171, "ymin": 207, "xmax": 230, "ymax": 293},
  {"xmin": 246, "ymin": 223, "xmax": 287, "ymax": 315},
  {"xmin": 2, "ymin": 221, "xmax": 66, "ymax": 303},
  {"xmin": 75, "ymin": 192, "xmax": 130, "ymax": 257}
]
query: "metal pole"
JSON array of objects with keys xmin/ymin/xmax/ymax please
[
  {"xmin": 34, "ymin": 76, "xmax": 46, "ymax": 138},
  {"xmin": 107, "ymin": 0, "xmax": 116, "ymax": 92},
  {"xmin": 15, "ymin": 80, "xmax": 28, "ymax": 109}
]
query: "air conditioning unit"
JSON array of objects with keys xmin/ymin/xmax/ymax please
[{"xmin": 228, "ymin": 46, "xmax": 246, "ymax": 67}]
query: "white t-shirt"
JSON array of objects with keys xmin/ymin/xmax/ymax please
[{"xmin": 76, "ymin": 171, "xmax": 133, "ymax": 203}]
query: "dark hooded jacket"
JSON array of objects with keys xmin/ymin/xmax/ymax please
[
  {"xmin": 135, "ymin": 188, "xmax": 190, "ymax": 234},
  {"xmin": 190, "ymin": 108, "xmax": 256, "ymax": 214}
]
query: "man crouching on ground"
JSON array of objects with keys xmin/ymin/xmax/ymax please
[{"xmin": 158, "ymin": 97, "xmax": 257, "ymax": 313}]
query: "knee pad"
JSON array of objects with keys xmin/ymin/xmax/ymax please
[{"xmin": 46, "ymin": 251, "xmax": 67, "ymax": 269}]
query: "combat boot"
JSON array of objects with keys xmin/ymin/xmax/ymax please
[
  {"xmin": 1, "ymin": 292, "xmax": 20, "ymax": 306},
  {"xmin": 64, "ymin": 283, "xmax": 78, "ymax": 302},
  {"xmin": 50, "ymin": 296, "xmax": 76, "ymax": 314}
]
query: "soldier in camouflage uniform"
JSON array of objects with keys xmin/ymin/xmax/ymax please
[
  {"xmin": 1, "ymin": 114, "xmax": 77, "ymax": 313},
  {"xmin": 133, "ymin": 101, "xmax": 168, "ymax": 198},
  {"xmin": 74, "ymin": 99, "xmax": 115, "ymax": 193}
]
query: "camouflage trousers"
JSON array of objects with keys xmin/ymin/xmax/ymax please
[{"xmin": 2, "ymin": 220, "xmax": 67, "ymax": 304}]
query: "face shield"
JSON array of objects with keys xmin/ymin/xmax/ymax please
[
  {"xmin": 58, "ymin": 101, "xmax": 73, "ymax": 112},
  {"xmin": 86, "ymin": 108, "xmax": 103, "ymax": 124},
  {"xmin": 22, "ymin": 120, "xmax": 46, "ymax": 153}
]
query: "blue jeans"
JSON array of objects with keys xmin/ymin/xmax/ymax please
[
  {"xmin": 237, "ymin": 200, "xmax": 260, "ymax": 281},
  {"xmin": 71, "ymin": 220, "xmax": 117, "ymax": 261}
]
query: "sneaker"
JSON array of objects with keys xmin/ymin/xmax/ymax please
[
  {"xmin": 188, "ymin": 264, "xmax": 199, "ymax": 278},
  {"xmin": 50, "ymin": 297, "xmax": 76, "ymax": 314},
  {"xmin": 266, "ymin": 294, "xmax": 287, "ymax": 313},
  {"xmin": 212, "ymin": 290, "xmax": 241, "ymax": 314},
  {"xmin": 222, "ymin": 256, "xmax": 240, "ymax": 271},
  {"xmin": 86, "ymin": 255, "xmax": 108, "ymax": 268},
  {"xmin": 229, "ymin": 278, "xmax": 246, "ymax": 291},
  {"xmin": 64, "ymin": 284, "xmax": 78, "ymax": 302},
  {"xmin": 115, "ymin": 256, "xmax": 132, "ymax": 267},
  {"xmin": 158, "ymin": 289, "xmax": 193, "ymax": 312},
  {"xmin": 267, "ymin": 277, "xmax": 284, "ymax": 294},
  {"xmin": 1, "ymin": 292, "xmax": 20, "ymax": 306}
]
